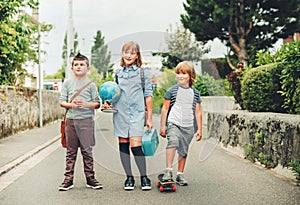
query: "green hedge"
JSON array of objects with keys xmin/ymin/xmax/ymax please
[{"xmin": 241, "ymin": 63, "xmax": 285, "ymax": 112}]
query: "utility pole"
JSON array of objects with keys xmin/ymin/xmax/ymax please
[
  {"xmin": 66, "ymin": 0, "xmax": 74, "ymax": 80},
  {"xmin": 32, "ymin": 7, "xmax": 43, "ymax": 127}
]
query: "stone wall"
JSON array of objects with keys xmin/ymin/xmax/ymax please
[
  {"xmin": 0, "ymin": 86, "xmax": 64, "ymax": 139},
  {"xmin": 207, "ymin": 110, "xmax": 300, "ymax": 169}
]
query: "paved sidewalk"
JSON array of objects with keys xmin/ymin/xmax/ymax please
[{"xmin": 0, "ymin": 121, "xmax": 60, "ymax": 176}]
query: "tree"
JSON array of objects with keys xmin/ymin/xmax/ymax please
[
  {"xmin": 0, "ymin": 0, "xmax": 39, "ymax": 85},
  {"xmin": 154, "ymin": 24, "xmax": 210, "ymax": 69},
  {"xmin": 61, "ymin": 31, "xmax": 79, "ymax": 68},
  {"xmin": 90, "ymin": 30, "xmax": 112, "ymax": 78},
  {"xmin": 181, "ymin": 0, "xmax": 300, "ymax": 69}
]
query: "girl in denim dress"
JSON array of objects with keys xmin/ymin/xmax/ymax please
[{"xmin": 114, "ymin": 41, "xmax": 153, "ymax": 190}]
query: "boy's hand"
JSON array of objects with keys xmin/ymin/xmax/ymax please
[
  {"xmin": 72, "ymin": 98, "xmax": 83, "ymax": 109},
  {"xmin": 195, "ymin": 130, "xmax": 202, "ymax": 141},
  {"xmin": 160, "ymin": 127, "xmax": 166, "ymax": 138}
]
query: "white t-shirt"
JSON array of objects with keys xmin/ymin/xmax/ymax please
[{"xmin": 168, "ymin": 86, "xmax": 194, "ymax": 127}]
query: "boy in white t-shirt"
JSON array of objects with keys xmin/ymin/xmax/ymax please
[{"xmin": 160, "ymin": 61, "xmax": 202, "ymax": 186}]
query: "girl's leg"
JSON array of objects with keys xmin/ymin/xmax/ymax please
[
  {"xmin": 130, "ymin": 136, "xmax": 151, "ymax": 190},
  {"xmin": 129, "ymin": 136, "xmax": 146, "ymax": 177},
  {"xmin": 118, "ymin": 137, "xmax": 132, "ymax": 177}
]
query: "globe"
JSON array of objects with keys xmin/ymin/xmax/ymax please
[{"xmin": 99, "ymin": 81, "xmax": 121, "ymax": 104}]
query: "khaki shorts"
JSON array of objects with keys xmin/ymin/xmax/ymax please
[{"xmin": 166, "ymin": 122, "xmax": 194, "ymax": 157}]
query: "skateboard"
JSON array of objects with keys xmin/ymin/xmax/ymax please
[{"xmin": 157, "ymin": 174, "xmax": 176, "ymax": 192}]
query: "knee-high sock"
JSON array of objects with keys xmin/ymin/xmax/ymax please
[
  {"xmin": 119, "ymin": 142, "xmax": 132, "ymax": 177},
  {"xmin": 131, "ymin": 146, "xmax": 146, "ymax": 177}
]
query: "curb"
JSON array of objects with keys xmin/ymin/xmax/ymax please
[{"xmin": 0, "ymin": 135, "xmax": 60, "ymax": 177}]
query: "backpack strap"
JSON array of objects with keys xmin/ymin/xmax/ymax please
[
  {"xmin": 115, "ymin": 70, "xmax": 119, "ymax": 84},
  {"xmin": 65, "ymin": 81, "xmax": 93, "ymax": 116},
  {"xmin": 140, "ymin": 67, "xmax": 145, "ymax": 93}
]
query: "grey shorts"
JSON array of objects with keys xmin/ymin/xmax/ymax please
[{"xmin": 166, "ymin": 122, "xmax": 194, "ymax": 157}]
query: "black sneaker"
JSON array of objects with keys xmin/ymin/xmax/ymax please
[
  {"xmin": 86, "ymin": 177, "xmax": 103, "ymax": 189},
  {"xmin": 58, "ymin": 180, "xmax": 74, "ymax": 191},
  {"xmin": 124, "ymin": 176, "xmax": 135, "ymax": 190},
  {"xmin": 141, "ymin": 176, "xmax": 151, "ymax": 190}
]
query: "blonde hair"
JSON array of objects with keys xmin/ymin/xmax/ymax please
[
  {"xmin": 174, "ymin": 61, "xmax": 196, "ymax": 86},
  {"xmin": 120, "ymin": 41, "xmax": 142, "ymax": 67}
]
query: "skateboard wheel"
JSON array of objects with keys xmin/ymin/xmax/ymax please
[
  {"xmin": 159, "ymin": 186, "xmax": 164, "ymax": 192},
  {"xmin": 157, "ymin": 181, "xmax": 161, "ymax": 187},
  {"xmin": 172, "ymin": 185, "xmax": 177, "ymax": 192}
]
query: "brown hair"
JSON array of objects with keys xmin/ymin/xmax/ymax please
[
  {"xmin": 120, "ymin": 41, "xmax": 142, "ymax": 67},
  {"xmin": 72, "ymin": 52, "xmax": 89, "ymax": 67},
  {"xmin": 174, "ymin": 61, "xmax": 196, "ymax": 87}
]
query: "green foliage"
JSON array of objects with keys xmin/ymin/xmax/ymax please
[
  {"xmin": 254, "ymin": 41, "xmax": 300, "ymax": 114},
  {"xmin": 44, "ymin": 65, "xmax": 65, "ymax": 80},
  {"xmin": 61, "ymin": 31, "xmax": 79, "ymax": 68},
  {"xmin": 241, "ymin": 63, "xmax": 285, "ymax": 112},
  {"xmin": 194, "ymin": 73, "xmax": 225, "ymax": 96},
  {"xmin": 244, "ymin": 144, "xmax": 255, "ymax": 162},
  {"xmin": 157, "ymin": 68, "xmax": 177, "ymax": 91},
  {"xmin": 222, "ymin": 78, "xmax": 234, "ymax": 96},
  {"xmin": 151, "ymin": 69, "xmax": 175, "ymax": 114},
  {"xmin": 258, "ymin": 152, "xmax": 275, "ymax": 168},
  {"xmin": 181, "ymin": 0, "xmax": 300, "ymax": 64},
  {"xmin": 276, "ymin": 41, "xmax": 300, "ymax": 114},
  {"xmin": 87, "ymin": 66, "xmax": 104, "ymax": 89},
  {"xmin": 255, "ymin": 51, "xmax": 276, "ymax": 66},
  {"xmin": 255, "ymin": 131, "xmax": 263, "ymax": 145},
  {"xmin": 153, "ymin": 24, "xmax": 210, "ymax": 70},
  {"xmin": 293, "ymin": 79, "xmax": 300, "ymax": 114},
  {"xmin": 287, "ymin": 160, "xmax": 300, "ymax": 185},
  {"xmin": 0, "ymin": 0, "xmax": 52, "ymax": 86},
  {"xmin": 244, "ymin": 131, "xmax": 276, "ymax": 168},
  {"xmin": 152, "ymin": 87, "xmax": 166, "ymax": 114},
  {"xmin": 91, "ymin": 30, "xmax": 112, "ymax": 77}
]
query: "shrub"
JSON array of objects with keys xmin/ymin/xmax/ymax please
[
  {"xmin": 241, "ymin": 63, "xmax": 285, "ymax": 112},
  {"xmin": 287, "ymin": 160, "xmax": 300, "ymax": 185},
  {"xmin": 152, "ymin": 87, "xmax": 166, "ymax": 114},
  {"xmin": 194, "ymin": 72, "xmax": 225, "ymax": 96},
  {"xmin": 276, "ymin": 41, "xmax": 300, "ymax": 114},
  {"xmin": 254, "ymin": 41, "xmax": 300, "ymax": 114}
]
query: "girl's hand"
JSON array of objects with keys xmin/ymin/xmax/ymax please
[{"xmin": 101, "ymin": 103, "xmax": 111, "ymax": 109}]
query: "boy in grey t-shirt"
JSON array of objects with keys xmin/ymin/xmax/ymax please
[{"xmin": 58, "ymin": 53, "xmax": 102, "ymax": 191}]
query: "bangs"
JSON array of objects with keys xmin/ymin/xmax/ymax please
[
  {"xmin": 175, "ymin": 67, "xmax": 189, "ymax": 74},
  {"xmin": 122, "ymin": 41, "xmax": 140, "ymax": 53}
]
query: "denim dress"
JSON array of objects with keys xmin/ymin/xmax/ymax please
[{"xmin": 113, "ymin": 65, "xmax": 153, "ymax": 138}]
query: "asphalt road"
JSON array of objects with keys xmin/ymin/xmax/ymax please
[{"xmin": 0, "ymin": 113, "xmax": 299, "ymax": 205}]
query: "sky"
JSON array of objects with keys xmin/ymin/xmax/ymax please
[{"xmin": 38, "ymin": 0, "xmax": 229, "ymax": 75}]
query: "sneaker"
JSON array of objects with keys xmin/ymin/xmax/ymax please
[
  {"xmin": 124, "ymin": 176, "xmax": 135, "ymax": 190},
  {"xmin": 86, "ymin": 177, "xmax": 103, "ymax": 189},
  {"xmin": 162, "ymin": 169, "xmax": 173, "ymax": 182},
  {"xmin": 58, "ymin": 180, "xmax": 74, "ymax": 191},
  {"xmin": 141, "ymin": 176, "xmax": 151, "ymax": 190},
  {"xmin": 176, "ymin": 174, "xmax": 188, "ymax": 186}
]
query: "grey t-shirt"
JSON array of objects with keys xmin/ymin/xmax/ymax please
[{"xmin": 59, "ymin": 78, "xmax": 101, "ymax": 120}]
